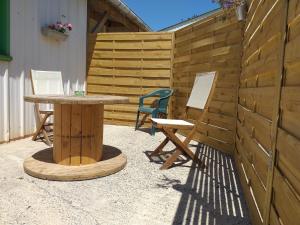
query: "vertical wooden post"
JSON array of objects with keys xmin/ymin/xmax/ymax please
[
  {"xmin": 234, "ymin": 21, "xmax": 245, "ymax": 156},
  {"xmin": 263, "ymin": 1, "xmax": 289, "ymax": 224},
  {"xmin": 70, "ymin": 105, "xmax": 82, "ymax": 165},
  {"xmin": 53, "ymin": 104, "xmax": 62, "ymax": 163},
  {"xmin": 81, "ymin": 105, "xmax": 93, "ymax": 164},
  {"xmin": 61, "ymin": 105, "xmax": 72, "ymax": 165},
  {"xmin": 169, "ymin": 32, "xmax": 175, "ymax": 119},
  {"xmin": 92, "ymin": 104, "xmax": 104, "ymax": 161}
]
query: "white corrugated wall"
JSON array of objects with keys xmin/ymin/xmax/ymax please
[{"xmin": 0, "ymin": 0, "xmax": 87, "ymax": 143}]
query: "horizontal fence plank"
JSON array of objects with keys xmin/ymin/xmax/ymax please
[
  {"xmin": 87, "ymin": 76, "xmax": 170, "ymax": 87},
  {"xmin": 236, "ymin": 120, "xmax": 269, "ymax": 187},
  {"xmin": 234, "ymin": 152, "xmax": 264, "ymax": 225},
  {"xmin": 284, "ymin": 61, "xmax": 300, "ymax": 86},
  {"xmin": 272, "ymin": 168, "xmax": 300, "ymax": 225},
  {"xmin": 93, "ymin": 40, "xmax": 173, "ymax": 50},
  {"xmin": 238, "ymin": 105, "xmax": 272, "ymax": 151},
  {"xmin": 88, "ymin": 85, "xmax": 159, "ymax": 96},
  {"xmin": 276, "ymin": 128, "xmax": 300, "ymax": 195},
  {"xmin": 91, "ymin": 50, "xmax": 172, "ymax": 59},
  {"xmin": 280, "ymin": 86, "xmax": 300, "ymax": 139},
  {"xmin": 90, "ymin": 32, "xmax": 172, "ymax": 41},
  {"xmin": 90, "ymin": 59, "xmax": 171, "ymax": 69},
  {"xmin": 238, "ymin": 87, "xmax": 274, "ymax": 120},
  {"xmin": 88, "ymin": 67, "xmax": 171, "ymax": 78}
]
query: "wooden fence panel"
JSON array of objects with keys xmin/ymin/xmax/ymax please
[
  {"xmin": 172, "ymin": 11, "xmax": 243, "ymax": 154},
  {"xmin": 87, "ymin": 32, "xmax": 173, "ymax": 125},
  {"xmin": 236, "ymin": 0, "xmax": 300, "ymax": 225},
  {"xmin": 234, "ymin": 0, "xmax": 287, "ymax": 224},
  {"xmin": 270, "ymin": 0, "xmax": 300, "ymax": 224}
]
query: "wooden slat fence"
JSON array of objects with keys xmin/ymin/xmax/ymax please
[
  {"xmin": 87, "ymin": 32, "xmax": 174, "ymax": 126},
  {"xmin": 269, "ymin": 0, "xmax": 300, "ymax": 225},
  {"xmin": 234, "ymin": 0, "xmax": 300, "ymax": 225},
  {"xmin": 172, "ymin": 11, "xmax": 243, "ymax": 154}
]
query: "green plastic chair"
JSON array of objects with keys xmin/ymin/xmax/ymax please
[{"xmin": 135, "ymin": 88, "xmax": 173, "ymax": 135}]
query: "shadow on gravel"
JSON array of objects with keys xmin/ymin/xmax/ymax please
[{"xmin": 171, "ymin": 143, "xmax": 251, "ymax": 225}]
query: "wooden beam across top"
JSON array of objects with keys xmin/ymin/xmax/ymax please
[
  {"xmin": 91, "ymin": 11, "xmax": 109, "ymax": 33},
  {"xmin": 89, "ymin": 0, "xmax": 142, "ymax": 32}
]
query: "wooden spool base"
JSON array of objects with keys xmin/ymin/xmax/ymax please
[{"xmin": 23, "ymin": 145, "xmax": 127, "ymax": 181}]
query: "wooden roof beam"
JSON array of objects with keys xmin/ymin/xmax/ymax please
[
  {"xmin": 89, "ymin": 0, "xmax": 141, "ymax": 31},
  {"xmin": 91, "ymin": 11, "xmax": 109, "ymax": 33}
]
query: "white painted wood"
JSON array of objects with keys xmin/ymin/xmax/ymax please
[
  {"xmin": 151, "ymin": 118, "xmax": 194, "ymax": 126},
  {"xmin": 186, "ymin": 71, "xmax": 216, "ymax": 109},
  {"xmin": 31, "ymin": 70, "xmax": 64, "ymax": 95},
  {"xmin": 0, "ymin": 0, "xmax": 87, "ymax": 142},
  {"xmin": 0, "ymin": 63, "xmax": 10, "ymax": 142}
]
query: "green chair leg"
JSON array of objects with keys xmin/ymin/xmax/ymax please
[{"xmin": 135, "ymin": 110, "xmax": 140, "ymax": 130}]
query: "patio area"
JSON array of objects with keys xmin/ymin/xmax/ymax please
[{"xmin": 0, "ymin": 125, "xmax": 250, "ymax": 225}]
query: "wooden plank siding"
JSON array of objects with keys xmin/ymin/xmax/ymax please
[
  {"xmin": 269, "ymin": 1, "xmax": 300, "ymax": 225},
  {"xmin": 87, "ymin": 32, "xmax": 173, "ymax": 126},
  {"xmin": 172, "ymin": 11, "xmax": 243, "ymax": 154},
  {"xmin": 234, "ymin": 0, "xmax": 284, "ymax": 224},
  {"xmin": 235, "ymin": 0, "xmax": 300, "ymax": 225}
]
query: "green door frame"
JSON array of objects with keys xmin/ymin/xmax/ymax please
[{"xmin": 0, "ymin": 0, "xmax": 12, "ymax": 61}]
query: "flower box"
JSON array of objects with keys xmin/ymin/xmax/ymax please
[{"xmin": 41, "ymin": 27, "xmax": 69, "ymax": 41}]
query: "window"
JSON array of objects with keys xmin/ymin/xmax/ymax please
[{"xmin": 0, "ymin": 0, "xmax": 12, "ymax": 61}]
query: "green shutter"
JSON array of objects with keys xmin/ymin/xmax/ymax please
[{"xmin": 0, "ymin": 0, "xmax": 12, "ymax": 61}]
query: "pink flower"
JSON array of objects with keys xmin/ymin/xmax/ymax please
[
  {"xmin": 47, "ymin": 21, "xmax": 72, "ymax": 33},
  {"xmin": 66, "ymin": 23, "xmax": 73, "ymax": 31}
]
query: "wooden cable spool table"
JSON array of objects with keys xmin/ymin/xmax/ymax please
[{"xmin": 23, "ymin": 95, "xmax": 129, "ymax": 181}]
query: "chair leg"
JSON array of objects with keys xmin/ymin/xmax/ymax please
[
  {"xmin": 135, "ymin": 110, "xmax": 140, "ymax": 130},
  {"xmin": 151, "ymin": 125, "xmax": 156, "ymax": 136},
  {"xmin": 32, "ymin": 113, "xmax": 49, "ymax": 140},
  {"xmin": 151, "ymin": 137, "xmax": 169, "ymax": 156},
  {"xmin": 42, "ymin": 128, "xmax": 52, "ymax": 146},
  {"xmin": 160, "ymin": 149, "xmax": 182, "ymax": 170},
  {"xmin": 160, "ymin": 127, "xmax": 205, "ymax": 169},
  {"xmin": 150, "ymin": 129, "xmax": 177, "ymax": 156},
  {"xmin": 33, "ymin": 112, "xmax": 52, "ymax": 146},
  {"xmin": 151, "ymin": 111, "xmax": 158, "ymax": 136}
]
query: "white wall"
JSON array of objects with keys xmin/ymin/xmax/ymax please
[{"xmin": 0, "ymin": 0, "xmax": 87, "ymax": 142}]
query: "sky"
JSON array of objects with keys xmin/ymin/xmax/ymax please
[{"xmin": 122, "ymin": 0, "xmax": 220, "ymax": 31}]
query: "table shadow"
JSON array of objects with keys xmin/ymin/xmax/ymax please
[{"xmin": 31, "ymin": 145, "xmax": 122, "ymax": 164}]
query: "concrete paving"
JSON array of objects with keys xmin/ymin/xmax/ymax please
[{"xmin": 0, "ymin": 125, "xmax": 251, "ymax": 225}]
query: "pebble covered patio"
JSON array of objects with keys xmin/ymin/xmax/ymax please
[{"xmin": 0, "ymin": 125, "xmax": 251, "ymax": 225}]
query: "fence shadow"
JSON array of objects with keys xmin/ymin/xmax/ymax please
[{"xmin": 168, "ymin": 143, "xmax": 251, "ymax": 225}]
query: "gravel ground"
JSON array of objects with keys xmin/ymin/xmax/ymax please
[{"xmin": 0, "ymin": 125, "xmax": 251, "ymax": 225}]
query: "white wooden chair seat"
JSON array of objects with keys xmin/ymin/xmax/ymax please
[
  {"xmin": 150, "ymin": 118, "xmax": 194, "ymax": 129},
  {"xmin": 39, "ymin": 109, "xmax": 54, "ymax": 115}
]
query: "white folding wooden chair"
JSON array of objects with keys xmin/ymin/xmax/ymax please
[
  {"xmin": 150, "ymin": 71, "xmax": 217, "ymax": 169},
  {"xmin": 30, "ymin": 69, "xmax": 64, "ymax": 145}
]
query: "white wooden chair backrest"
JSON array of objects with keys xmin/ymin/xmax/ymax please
[
  {"xmin": 31, "ymin": 70, "xmax": 64, "ymax": 95},
  {"xmin": 186, "ymin": 71, "xmax": 216, "ymax": 110}
]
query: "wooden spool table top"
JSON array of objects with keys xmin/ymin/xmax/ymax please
[{"xmin": 24, "ymin": 94, "xmax": 129, "ymax": 105}]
